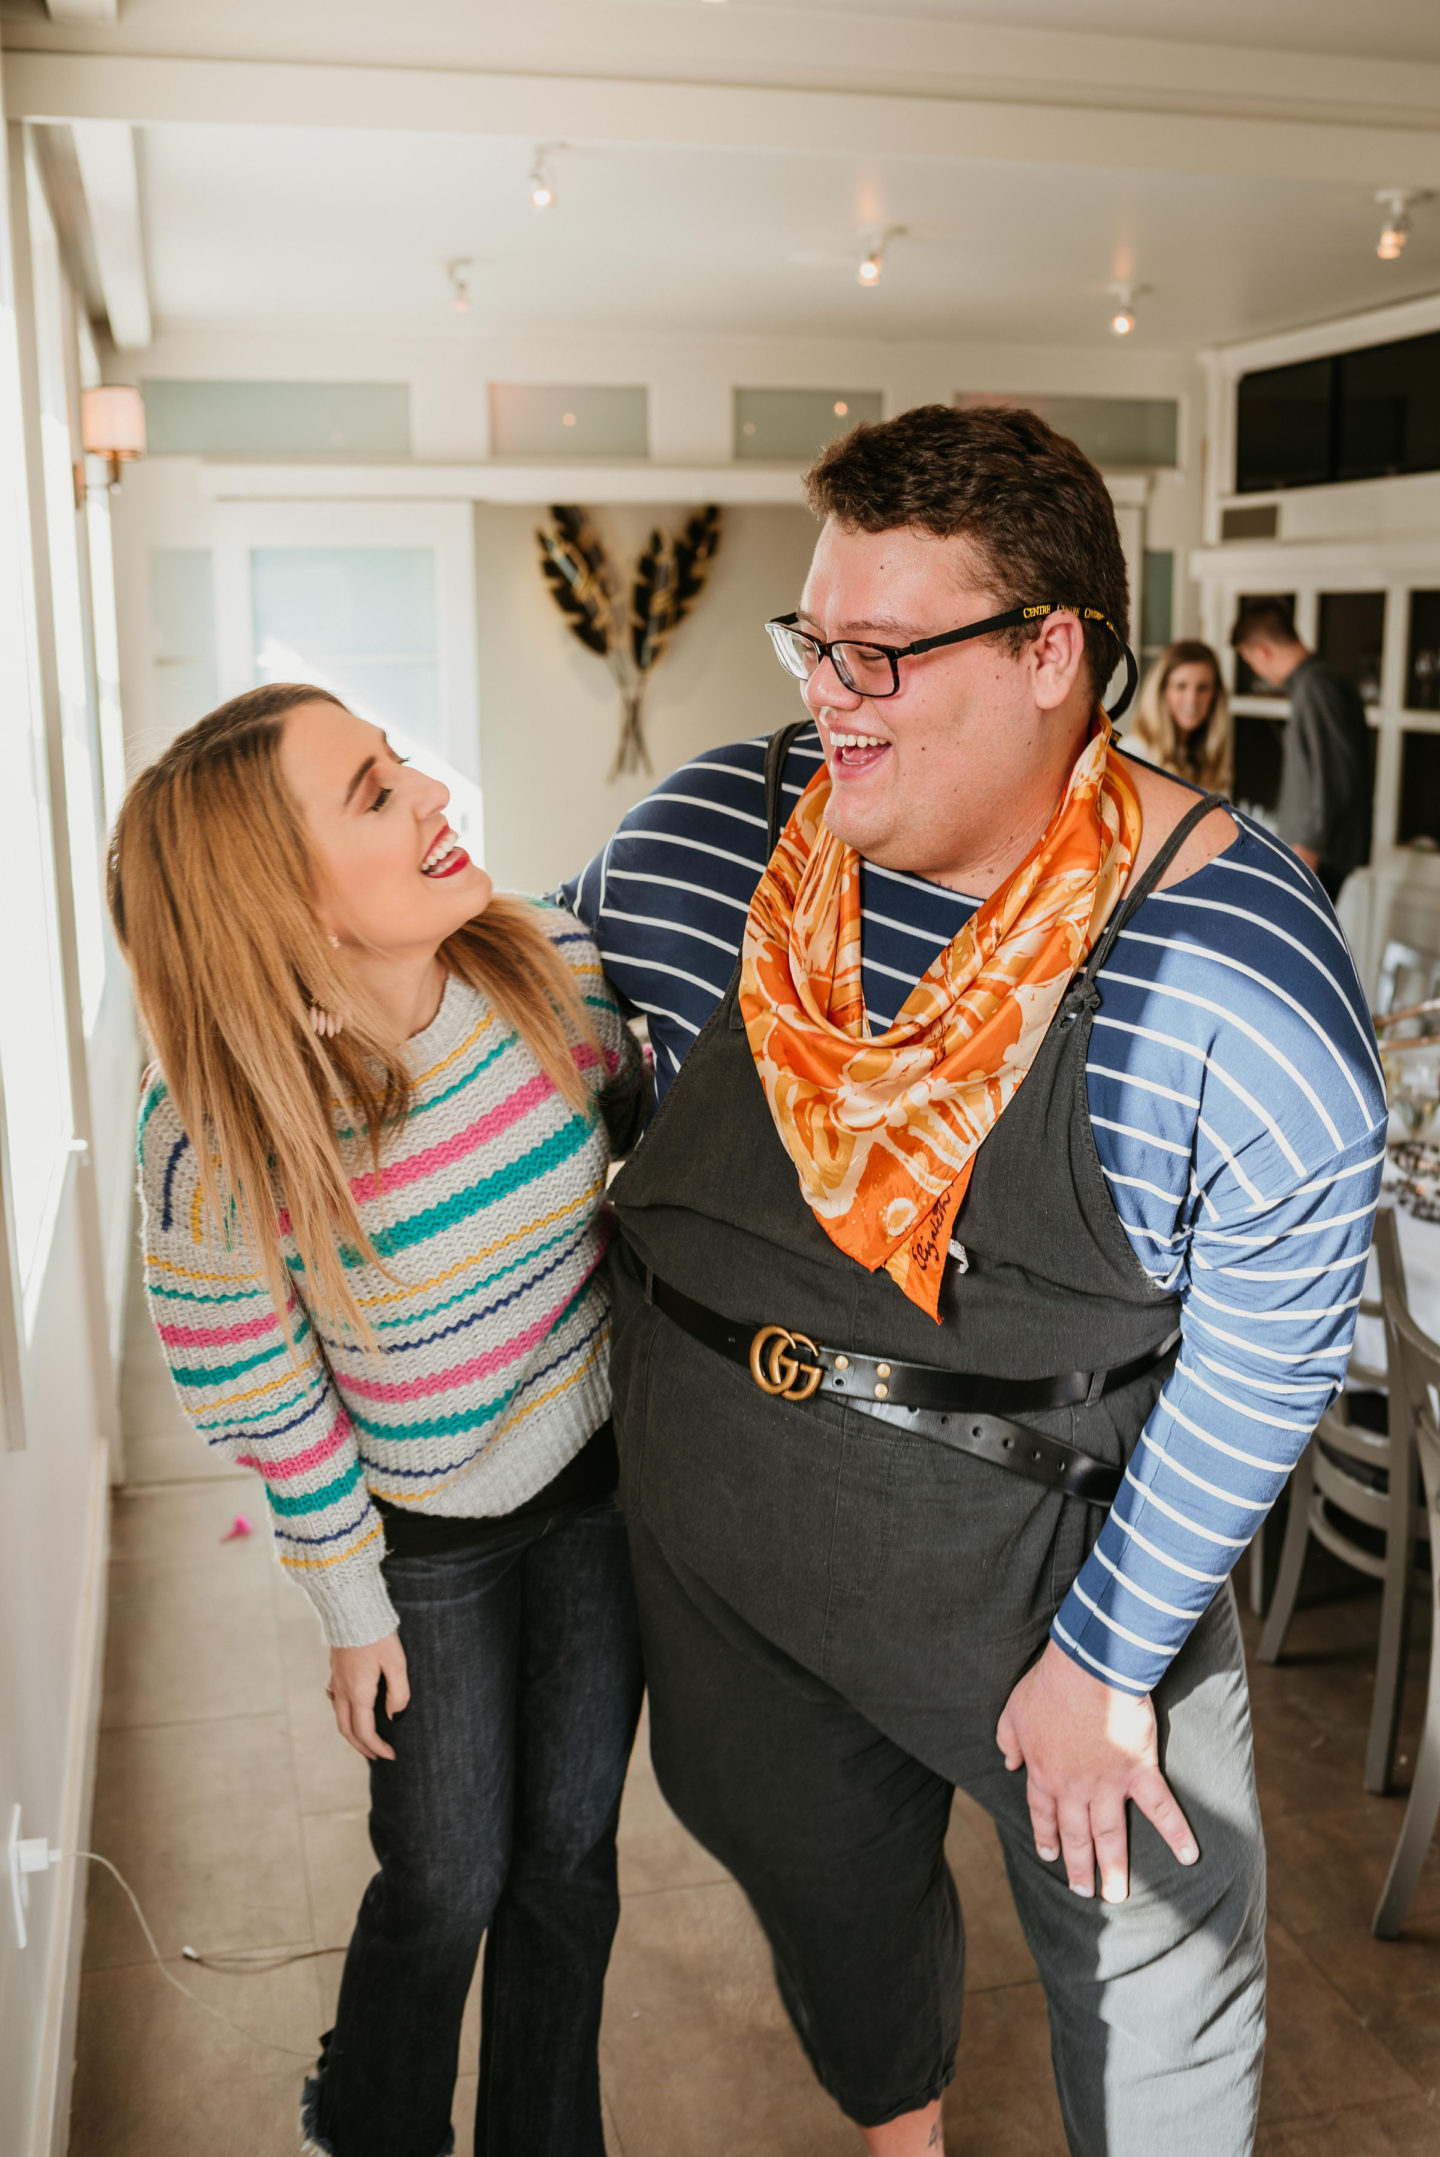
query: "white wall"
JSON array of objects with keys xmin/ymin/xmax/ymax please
[
  {"xmin": 474, "ymin": 499, "xmax": 820, "ymax": 891},
  {"xmin": 0, "ymin": 94, "xmax": 136, "ymax": 2157}
]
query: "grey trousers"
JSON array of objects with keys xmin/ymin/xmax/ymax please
[{"xmin": 628, "ymin": 1512, "xmax": 1267, "ymax": 2154}]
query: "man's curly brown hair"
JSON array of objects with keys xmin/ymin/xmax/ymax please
[{"xmin": 803, "ymin": 402, "xmax": 1129, "ymax": 700}]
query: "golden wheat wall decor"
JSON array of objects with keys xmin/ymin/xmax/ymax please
[{"xmin": 535, "ymin": 503, "xmax": 723, "ymax": 779}]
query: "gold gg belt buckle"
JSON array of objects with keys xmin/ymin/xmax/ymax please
[{"xmin": 749, "ymin": 1323, "xmax": 824, "ymax": 1403}]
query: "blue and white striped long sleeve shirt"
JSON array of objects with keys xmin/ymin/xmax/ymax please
[{"xmin": 563, "ymin": 726, "xmax": 1386, "ymax": 1694}]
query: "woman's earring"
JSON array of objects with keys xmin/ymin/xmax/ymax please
[{"xmin": 311, "ymin": 935, "xmax": 343, "ymax": 1037}]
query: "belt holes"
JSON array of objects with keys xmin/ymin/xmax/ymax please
[
  {"xmin": 1032, "ymin": 1449, "xmax": 1043, "ymax": 1462},
  {"xmin": 1003, "ymin": 1436, "xmax": 1013, "ymax": 1449}
]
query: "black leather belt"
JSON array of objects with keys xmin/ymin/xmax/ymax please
[{"xmin": 643, "ymin": 1269, "xmax": 1177, "ymax": 1508}]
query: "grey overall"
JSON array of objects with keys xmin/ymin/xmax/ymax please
[{"xmin": 606, "ymin": 765, "xmax": 1266, "ymax": 2152}]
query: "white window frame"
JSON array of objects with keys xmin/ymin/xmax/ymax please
[{"xmin": 212, "ymin": 499, "xmax": 481, "ymax": 781}]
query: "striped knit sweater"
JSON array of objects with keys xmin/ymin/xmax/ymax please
[{"xmin": 139, "ymin": 910, "xmax": 646, "ymax": 1648}]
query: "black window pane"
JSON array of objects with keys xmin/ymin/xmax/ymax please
[
  {"xmin": 1400, "ymin": 731, "xmax": 1440, "ymax": 846},
  {"xmin": 1317, "ymin": 591, "xmax": 1386, "ymax": 704},
  {"xmin": 1235, "ymin": 358, "xmax": 1334, "ymax": 493},
  {"xmin": 1407, "ymin": 592, "xmax": 1440, "ymax": 713},
  {"xmin": 1234, "ymin": 715, "xmax": 1287, "ymax": 814},
  {"xmin": 1232, "ymin": 593, "xmax": 1296, "ymax": 697},
  {"xmin": 1337, "ymin": 331, "xmax": 1440, "ymax": 483}
]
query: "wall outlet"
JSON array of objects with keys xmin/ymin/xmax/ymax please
[{"xmin": 7, "ymin": 1804, "xmax": 60, "ymax": 1950}]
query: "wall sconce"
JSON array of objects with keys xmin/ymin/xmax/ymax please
[{"xmin": 81, "ymin": 384, "xmax": 146, "ymax": 488}]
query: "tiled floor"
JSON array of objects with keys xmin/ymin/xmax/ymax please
[{"xmin": 68, "ymin": 1270, "xmax": 1440, "ymax": 2154}]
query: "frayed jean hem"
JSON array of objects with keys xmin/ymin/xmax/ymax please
[{"xmin": 300, "ymin": 2065, "xmax": 455, "ymax": 2157}]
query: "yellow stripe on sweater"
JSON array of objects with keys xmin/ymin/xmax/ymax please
[
  {"xmin": 147, "ymin": 1254, "xmax": 268, "ymax": 1288},
  {"xmin": 202, "ymin": 1350, "xmax": 325, "ymax": 1417},
  {"xmin": 328, "ymin": 1009, "xmax": 498, "ymax": 1115},
  {"xmin": 350, "ymin": 1182, "xmax": 603, "ymax": 1308},
  {"xmin": 279, "ymin": 1520, "xmax": 387, "ymax": 1572}
]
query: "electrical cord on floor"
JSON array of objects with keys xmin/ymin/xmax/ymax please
[{"xmin": 76, "ymin": 1852, "xmax": 319, "ymax": 2059}]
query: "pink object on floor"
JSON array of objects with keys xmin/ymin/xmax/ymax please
[{"xmin": 220, "ymin": 1515, "xmax": 252, "ymax": 1541}]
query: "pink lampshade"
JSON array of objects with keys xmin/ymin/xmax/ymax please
[{"xmin": 81, "ymin": 384, "xmax": 146, "ymax": 462}]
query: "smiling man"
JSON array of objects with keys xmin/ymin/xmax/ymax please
[{"xmin": 564, "ymin": 405, "xmax": 1385, "ymax": 2155}]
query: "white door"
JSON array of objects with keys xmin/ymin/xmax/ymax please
[{"xmin": 213, "ymin": 499, "xmax": 483, "ymax": 858}]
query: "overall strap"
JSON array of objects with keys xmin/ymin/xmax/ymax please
[
  {"xmin": 765, "ymin": 721, "xmax": 812, "ymax": 853},
  {"xmin": 1082, "ymin": 790, "xmax": 1226, "ymax": 985}
]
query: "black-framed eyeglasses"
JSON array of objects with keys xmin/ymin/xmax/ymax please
[{"xmin": 764, "ymin": 602, "xmax": 1138, "ymax": 721}]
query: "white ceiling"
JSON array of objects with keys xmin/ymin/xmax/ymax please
[
  {"xmin": 694, "ymin": 0, "xmax": 1440, "ymax": 64},
  {"xmin": 134, "ymin": 122, "xmax": 1440, "ymax": 348},
  {"xmin": 5, "ymin": 0, "xmax": 1440, "ymax": 77},
  {"xmin": 7, "ymin": 0, "xmax": 1440, "ymax": 352}
]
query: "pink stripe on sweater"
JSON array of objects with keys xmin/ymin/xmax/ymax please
[
  {"xmin": 236, "ymin": 1407, "xmax": 352, "ymax": 1481},
  {"xmin": 156, "ymin": 1304, "xmax": 290, "ymax": 1350},
  {"xmin": 277, "ymin": 1070, "xmax": 559, "ymax": 1236},
  {"xmin": 340, "ymin": 1282, "xmax": 587, "ymax": 1404}
]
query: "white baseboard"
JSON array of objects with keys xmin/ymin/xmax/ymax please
[{"xmin": 29, "ymin": 1434, "xmax": 111, "ymax": 2157}]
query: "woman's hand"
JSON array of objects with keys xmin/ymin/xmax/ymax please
[{"xmin": 327, "ymin": 1633, "xmax": 411, "ymax": 1761}]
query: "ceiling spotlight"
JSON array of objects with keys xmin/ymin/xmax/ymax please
[
  {"xmin": 1107, "ymin": 281, "xmax": 1148, "ymax": 337},
  {"xmin": 856, "ymin": 226, "xmax": 906, "ymax": 289},
  {"xmin": 446, "ymin": 258, "xmax": 473, "ymax": 315},
  {"xmin": 530, "ymin": 149, "xmax": 556, "ymax": 211},
  {"xmin": 1375, "ymin": 190, "xmax": 1429, "ymax": 260}
]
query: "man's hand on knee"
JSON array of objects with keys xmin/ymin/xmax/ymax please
[{"xmin": 995, "ymin": 1641, "xmax": 1199, "ymax": 1903}]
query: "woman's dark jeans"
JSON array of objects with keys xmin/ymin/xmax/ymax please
[{"xmin": 304, "ymin": 1494, "xmax": 644, "ymax": 2157}]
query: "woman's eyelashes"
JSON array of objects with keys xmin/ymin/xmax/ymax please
[{"xmin": 366, "ymin": 759, "xmax": 409, "ymax": 813}]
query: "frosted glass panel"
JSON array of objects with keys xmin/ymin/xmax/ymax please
[
  {"xmin": 955, "ymin": 392, "xmax": 1179, "ymax": 469},
  {"xmin": 489, "ymin": 384, "xmax": 648, "ymax": 459},
  {"xmin": 734, "ymin": 387, "xmax": 882, "ymax": 461},
  {"xmin": 142, "ymin": 379, "xmax": 410, "ymax": 458},
  {"xmin": 251, "ymin": 546, "xmax": 440, "ymax": 740}
]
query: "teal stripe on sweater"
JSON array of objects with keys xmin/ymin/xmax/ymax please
[
  {"xmin": 332, "ymin": 1025, "xmax": 518, "ymax": 1143},
  {"xmin": 194, "ymin": 1358, "xmax": 332, "ymax": 1438},
  {"xmin": 147, "ymin": 1278, "xmax": 271, "ymax": 1307},
  {"xmin": 369, "ymin": 1218, "xmax": 590, "ymax": 1333},
  {"xmin": 136, "ymin": 1079, "xmax": 168, "ymax": 1158},
  {"xmin": 169, "ymin": 1313, "xmax": 313, "ymax": 1388},
  {"xmin": 348, "ymin": 1276, "xmax": 602, "ymax": 1441},
  {"xmin": 264, "ymin": 1457, "xmax": 364, "ymax": 1517},
  {"xmin": 335, "ymin": 1114, "xmax": 594, "ymax": 1268}
]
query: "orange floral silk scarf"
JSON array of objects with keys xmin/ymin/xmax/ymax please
[{"xmin": 738, "ymin": 716, "xmax": 1143, "ymax": 1322}]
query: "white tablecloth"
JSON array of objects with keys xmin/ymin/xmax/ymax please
[{"xmin": 1352, "ymin": 1193, "xmax": 1440, "ymax": 1378}]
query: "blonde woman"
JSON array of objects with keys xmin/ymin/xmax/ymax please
[
  {"xmin": 108, "ymin": 683, "xmax": 647, "ymax": 2157},
  {"xmin": 1126, "ymin": 638, "xmax": 1233, "ymax": 795}
]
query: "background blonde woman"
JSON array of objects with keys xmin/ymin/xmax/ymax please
[
  {"xmin": 109, "ymin": 683, "xmax": 646, "ymax": 2157},
  {"xmin": 1126, "ymin": 638, "xmax": 1233, "ymax": 795}
]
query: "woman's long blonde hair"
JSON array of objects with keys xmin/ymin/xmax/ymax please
[
  {"xmin": 1128, "ymin": 639, "xmax": 1233, "ymax": 795},
  {"xmin": 109, "ymin": 684, "xmax": 601, "ymax": 1341}
]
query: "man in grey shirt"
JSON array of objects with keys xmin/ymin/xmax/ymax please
[{"xmin": 1231, "ymin": 598, "xmax": 1373, "ymax": 902}]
